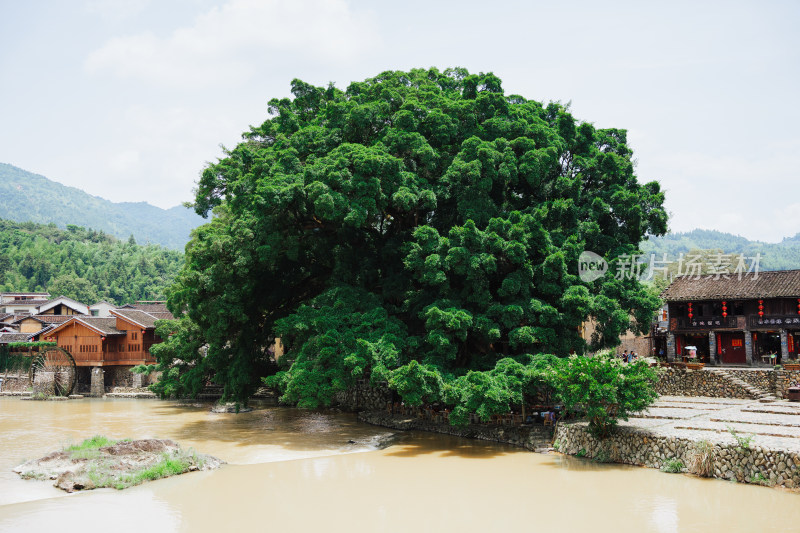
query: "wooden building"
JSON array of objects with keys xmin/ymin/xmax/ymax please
[
  {"xmin": 662, "ymin": 270, "xmax": 800, "ymax": 365},
  {"xmin": 43, "ymin": 303, "xmax": 172, "ymax": 367}
]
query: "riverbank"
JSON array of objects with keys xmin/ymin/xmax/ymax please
[
  {"xmin": 555, "ymin": 395, "xmax": 800, "ymax": 489},
  {"xmin": 359, "ymin": 395, "xmax": 800, "ymax": 490},
  {"xmin": 359, "ymin": 411, "xmax": 554, "ymax": 451}
]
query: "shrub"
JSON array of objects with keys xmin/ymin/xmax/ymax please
[
  {"xmin": 553, "ymin": 352, "xmax": 659, "ymax": 438},
  {"xmin": 661, "ymin": 458, "xmax": 684, "ymax": 473}
]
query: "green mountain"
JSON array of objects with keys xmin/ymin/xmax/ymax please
[
  {"xmin": 0, "ymin": 163, "xmax": 204, "ymax": 250},
  {"xmin": 0, "ymin": 218, "xmax": 184, "ymax": 305},
  {"xmin": 642, "ymin": 229, "xmax": 800, "ymax": 271}
]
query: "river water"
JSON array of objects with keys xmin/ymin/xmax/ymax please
[{"xmin": 1, "ymin": 397, "xmax": 798, "ymax": 532}]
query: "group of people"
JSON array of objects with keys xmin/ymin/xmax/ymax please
[{"xmin": 620, "ymin": 350, "xmax": 638, "ymax": 363}]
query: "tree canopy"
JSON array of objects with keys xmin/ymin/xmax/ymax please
[
  {"xmin": 0, "ymin": 219, "xmax": 183, "ymax": 305},
  {"xmin": 155, "ymin": 68, "xmax": 667, "ymax": 406}
]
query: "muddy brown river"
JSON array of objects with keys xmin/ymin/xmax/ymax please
[{"xmin": 1, "ymin": 397, "xmax": 798, "ymax": 532}]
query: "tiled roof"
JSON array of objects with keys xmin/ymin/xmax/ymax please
[
  {"xmin": 30, "ymin": 315, "xmax": 74, "ymax": 324},
  {"xmin": 123, "ymin": 302, "xmax": 170, "ymax": 313},
  {"xmin": 78, "ymin": 318, "xmax": 126, "ymax": 336},
  {"xmin": 0, "ymin": 332, "xmax": 34, "ymax": 343},
  {"xmin": 0, "ymin": 313, "xmax": 12, "ymax": 322},
  {"xmin": 3, "ymin": 299, "xmax": 49, "ymax": 307},
  {"xmin": 112, "ymin": 309, "xmax": 170, "ymax": 328},
  {"xmin": 662, "ymin": 270, "xmax": 800, "ymax": 301},
  {"xmin": 37, "ymin": 296, "xmax": 89, "ymax": 315}
]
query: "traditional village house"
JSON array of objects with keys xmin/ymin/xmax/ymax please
[
  {"xmin": 661, "ymin": 270, "xmax": 800, "ymax": 365},
  {"xmin": 580, "ymin": 304, "xmax": 668, "ymax": 358},
  {"xmin": 42, "ymin": 301, "xmax": 173, "ymax": 390},
  {"xmin": 37, "ymin": 296, "xmax": 89, "ymax": 316},
  {"xmin": 0, "ymin": 292, "xmax": 51, "ymax": 314},
  {"xmin": 89, "ymin": 301, "xmax": 116, "ymax": 317}
]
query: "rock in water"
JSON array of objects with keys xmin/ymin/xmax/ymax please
[
  {"xmin": 210, "ymin": 402, "xmax": 253, "ymax": 413},
  {"xmin": 13, "ymin": 438, "xmax": 223, "ymax": 492}
]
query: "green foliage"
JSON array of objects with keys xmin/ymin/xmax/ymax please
[
  {"xmin": 727, "ymin": 425, "xmax": 754, "ymax": 450},
  {"xmin": 7, "ymin": 341, "xmax": 56, "ymax": 349},
  {"xmin": 162, "ymin": 68, "xmax": 667, "ymax": 404},
  {"xmin": 114, "ymin": 451, "xmax": 197, "ymax": 489},
  {"xmin": 66, "ymin": 435, "xmax": 119, "ymax": 454},
  {"xmin": 131, "ymin": 364, "xmax": 157, "ymax": 375},
  {"xmin": 0, "ymin": 218, "xmax": 183, "ymax": 304},
  {"xmin": 148, "ymin": 318, "xmax": 212, "ymax": 399},
  {"xmin": 749, "ymin": 472, "xmax": 772, "ymax": 486},
  {"xmin": 576, "ymin": 448, "xmax": 587, "ymax": 458},
  {"xmin": 553, "ymin": 352, "xmax": 659, "ymax": 438},
  {"xmin": 0, "ymin": 163, "xmax": 202, "ymax": 249},
  {"xmin": 661, "ymin": 458, "xmax": 684, "ymax": 473}
]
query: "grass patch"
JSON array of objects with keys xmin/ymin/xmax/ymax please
[
  {"xmin": 689, "ymin": 440, "xmax": 715, "ymax": 477},
  {"xmin": 114, "ymin": 452, "xmax": 191, "ymax": 489},
  {"xmin": 726, "ymin": 425, "xmax": 754, "ymax": 451},
  {"xmin": 661, "ymin": 458, "xmax": 684, "ymax": 473},
  {"xmin": 112, "ymin": 450, "xmax": 204, "ymax": 489},
  {"xmin": 66, "ymin": 435, "xmax": 118, "ymax": 452},
  {"xmin": 65, "ymin": 436, "xmax": 123, "ymax": 460},
  {"xmin": 20, "ymin": 471, "xmax": 47, "ymax": 480}
]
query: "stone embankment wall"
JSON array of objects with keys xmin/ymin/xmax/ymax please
[
  {"xmin": 360, "ymin": 410, "xmax": 555, "ymax": 451},
  {"xmin": 655, "ymin": 368, "xmax": 756, "ymax": 398},
  {"xmin": 334, "ymin": 380, "xmax": 394, "ymax": 411},
  {"xmin": 656, "ymin": 367, "xmax": 800, "ymax": 399},
  {"xmin": 0, "ymin": 373, "xmax": 30, "ymax": 392},
  {"xmin": 776, "ymin": 370, "xmax": 800, "ymax": 398},
  {"xmin": 555, "ymin": 423, "xmax": 800, "ymax": 489}
]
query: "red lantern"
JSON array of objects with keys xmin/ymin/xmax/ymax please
[
  {"xmin": 688, "ymin": 302, "xmax": 693, "ymax": 319},
  {"xmin": 722, "ymin": 301, "xmax": 727, "ymax": 318},
  {"xmin": 797, "ymin": 299, "xmax": 800, "ymax": 315},
  {"xmin": 758, "ymin": 299, "xmax": 764, "ymax": 317}
]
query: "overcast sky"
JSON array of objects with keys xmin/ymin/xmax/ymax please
[{"xmin": 1, "ymin": 0, "xmax": 798, "ymax": 242}]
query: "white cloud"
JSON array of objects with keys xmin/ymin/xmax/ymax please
[{"xmin": 84, "ymin": 0, "xmax": 377, "ymax": 88}]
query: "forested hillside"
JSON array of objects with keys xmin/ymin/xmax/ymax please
[
  {"xmin": 0, "ymin": 163, "xmax": 203, "ymax": 249},
  {"xmin": 642, "ymin": 229, "xmax": 800, "ymax": 271},
  {"xmin": 0, "ymin": 219, "xmax": 184, "ymax": 305}
]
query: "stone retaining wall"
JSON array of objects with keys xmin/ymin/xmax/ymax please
[
  {"xmin": 655, "ymin": 368, "xmax": 800, "ymax": 399},
  {"xmin": 0, "ymin": 373, "xmax": 30, "ymax": 392},
  {"xmin": 360, "ymin": 410, "xmax": 555, "ymax": 451},
  {"xmin": 775, "ymin": 369, "xmax": 800, "ymax": 399},
  {"xmin": 555, "ymin": 423, "xmax": 800, "ymax": 489},
  {"xmin": 655, "ymin": 368, "xmax": 756, "ymax": 399},
  {"xmin": 334, "ymin": 380, "xmax": 394, "ymax": 411},
  {"xmin": 723, "ymin": 369, "xmax": 773, "ymax": 392}
]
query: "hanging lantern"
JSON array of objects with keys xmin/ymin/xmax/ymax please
[
  {"xmin": 758, "ymin": 299, "xmax": 764, "ymax": 317},
  {"xmin": 722, "ymin": 301, "xmax": 727, "ymax": 318},
  {"xmin": 797, "ymin": 298, "xmax": 800, "ymax": 315},
  {"xmin": 789, "ymin": 334, "xmax": 795, "ymax": 354},
  {"xmin": 688, "ymin": 302, "xmax": 693, "ymax": 320}
]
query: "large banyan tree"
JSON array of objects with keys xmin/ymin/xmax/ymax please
[{"xmin": 152, "ymin": 68, "xmax": 667, "ymax": 407}]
